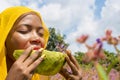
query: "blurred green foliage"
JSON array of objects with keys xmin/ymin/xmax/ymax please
[{"xmin": 74, "ymin": 50, "xmax": 120, "ymax": 71}]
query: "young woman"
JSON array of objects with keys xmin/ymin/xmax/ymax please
[{"xmin": 0, "ymin": 6, "xmax": 81, "ymax": 80}]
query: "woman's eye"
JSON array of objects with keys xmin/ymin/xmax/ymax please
[
  {"xmin": 17, "ymin": 30, "xmax": 28, "ymax": 34},
  {"xmin": 38, "ymin": 29, "xmax": 44, "ymax": 37},
  {"xmin": 38, "ymin": 33, "xmax": 44, "ymax": 37}
]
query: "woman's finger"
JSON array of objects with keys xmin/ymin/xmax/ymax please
[
  {"xmin": 17, "ymin": 46, "xmax": 33, "ymax": 62},
  {"xmin": 66, "ymin": 50, "xmax": 80, "ymax": 70},
  {"xmin": 27, "ymin": 54, "xmax": 45, "ymax": 72},
  {"xmin": 65, "ymin": 55, "xmax": 79, "ymax": 75},
  {"xmin": 60, "ymin": 68, "xmax": 72, "ymax": 79},
  {"xmin": 23, "ymin": 48, "xmax": 43, "ymax": 66}
]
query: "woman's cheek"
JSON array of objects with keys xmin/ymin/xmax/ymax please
[
  {"xmin": 41, "ymin": 39, "xmax": 45, "ymax": 48},
  {"xmin": 12, "ymin": 38, "xmax": 28, "ymax": 49},
  {"xmin": 41, "ymin": 43, "xmax": 45, "ymax": 48},
  {"xmin": 12, "ymin": 34, "xmax": 29, "ymax": 49}
]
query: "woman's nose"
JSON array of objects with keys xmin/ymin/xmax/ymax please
[
  {"xmin": 30, "ymin": 38, "xmax": 41, "ymax": 45},
  {"xmin": 30, "ymin": 31, "xmax": 41, "ymax": 45}
]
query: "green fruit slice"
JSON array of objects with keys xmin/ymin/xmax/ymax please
[{"xmin": 13, "ymin": 50, "xmax": 66, "ymax": 75}]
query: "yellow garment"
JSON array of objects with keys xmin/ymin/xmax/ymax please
[{"xmin": 0, "ymin": 6, "xmax": 49, "ymax": 80}]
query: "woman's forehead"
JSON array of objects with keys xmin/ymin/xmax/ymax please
[
  {"xmin": 9, "ymin": 13, "xmax": 42, "ymax": 34},
  {"xmin": 17, "ymin": 12, "xmax": 41, "ymax": 23}
]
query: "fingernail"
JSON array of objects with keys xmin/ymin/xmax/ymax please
[
  {"xmin": 31, "ymin": 46, "xmax": 36, "ymax": 50},
  {"xmin": 41, "ymin": 54, "xmax": 46, "ymax": 58},
  {"xmin": 39, "ymin": 48, "xmax": 44, "ymax": 51},
  {"xmin": 38, "ymin": 48, "xmax": 44, "ymax": 52}
]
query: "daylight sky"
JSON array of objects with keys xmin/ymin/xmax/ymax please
[{"xmin": 1, "ymin": 0, "xmax": 120, "ymax": 54}]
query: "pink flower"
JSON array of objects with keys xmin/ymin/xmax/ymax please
[
  {"xmin": 76, "ymin": 34, "xmax": 89, "ymax": 43},
  {"xmin": 83, "ymin": 39, "xmax": 106, "ymax": 62},
  {"xmin": 107, "ymin": 37, "xmax": 118, "ymax": 45},
  {"xmin": 103, "ymin": 29, "xmax": 119, "ymax": 45},
  {"xmin": 104, "ymin": 29, "xmax": 112, "ymax": 42},
  {"xmin": 105, "ymin": 29, "xmax": 112, "ymax": 38}
]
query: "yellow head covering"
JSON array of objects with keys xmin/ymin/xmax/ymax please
[{"xmin": 0, "ymin": 6, "xmax": 49, "ymax": 80}]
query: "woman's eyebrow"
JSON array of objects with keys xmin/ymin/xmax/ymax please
[
  {"xmin": 19, "ymin": 24, "xmax": 43, "ymax": 29},
  {"xmin": 23, "ymin": 24, "xmax": 32, "ymax": 27}
]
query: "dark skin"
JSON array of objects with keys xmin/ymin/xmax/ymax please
[{"xmin": 60, "ymin": 50, "xmax": 82, "ymax": 80}]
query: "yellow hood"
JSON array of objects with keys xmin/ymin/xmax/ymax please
[{"xmin": 0, "ymin": 6, "xmax": 49, "ymax": 80}]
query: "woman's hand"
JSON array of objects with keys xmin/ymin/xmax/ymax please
[
  {"xmin": 60, "ymin": 50, "xmax": 82, "ymax": 80},
  {"xmin": 6, "ymin": 46, "xmax": 44, "ymax": 80}
]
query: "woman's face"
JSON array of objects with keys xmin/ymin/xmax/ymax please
[{"xmin": 6, "ymin": 14, "xmax": 45, "ymax": 59}]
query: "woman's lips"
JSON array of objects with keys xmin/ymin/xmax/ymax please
[
  {"xmin": 33, "ymin": 47, "xmax": 41, "ymax": 50},
  {"xmin": 24, "ymin": 44, "xmax": 42, "ymax": 50}
]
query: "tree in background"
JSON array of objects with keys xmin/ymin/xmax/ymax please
[{"xmin": 46, "ymin": 27, "xmax": 69, "ymax": 52}]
